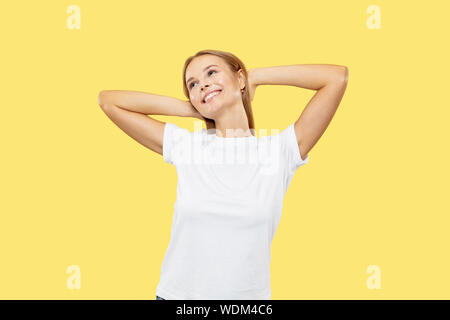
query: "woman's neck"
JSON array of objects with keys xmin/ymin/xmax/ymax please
[{"xmin": 213, "ymin": 102, "xmax": 252, "ymax": 138}]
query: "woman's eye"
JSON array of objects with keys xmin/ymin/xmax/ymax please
[{"xmin": 189, "ymin": 70, "xmax": 217, "ymax": 89}]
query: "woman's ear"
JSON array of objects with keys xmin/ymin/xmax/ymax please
[{"xmin": 237, "ymin": 69, "xmax": 246, "ymax": 90}]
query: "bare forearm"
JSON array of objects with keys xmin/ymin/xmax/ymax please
[
  {"xmin": 249, "ymin": 64, "xmax": 348, "ymax": 91},
  {"xmin": 97, "ymin": 90, "xmax": 200, "ymax": 118}
]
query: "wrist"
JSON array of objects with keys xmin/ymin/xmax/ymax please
[{"xmin": 185, "ymin": 101, "xmax": 203, "ymax": 120}]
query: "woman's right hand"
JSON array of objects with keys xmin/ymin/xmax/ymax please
[{"xmin": 187, "ymin": 101, "xmax": 205, "ymax": 120}]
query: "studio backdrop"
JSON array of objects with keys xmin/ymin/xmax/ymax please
[{"xmin": 0, "ymin": 0, "xmax": 448, "ymax": 300}]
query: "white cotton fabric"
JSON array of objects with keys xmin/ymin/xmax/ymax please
[{"xmin": 156, "ymin": 122, "xmax": 309, "ymax": 300}]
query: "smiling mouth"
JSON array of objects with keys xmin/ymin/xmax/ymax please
[{"xmin": 203, "ymin": 90, "xmax": 222, "ymax": 103}]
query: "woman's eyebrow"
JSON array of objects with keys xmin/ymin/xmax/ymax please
[{"xmin": 186, "ymin": 64, "xmax": 219, "ymax": 85}]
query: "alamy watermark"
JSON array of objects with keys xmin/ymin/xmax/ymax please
[{"xmin": 167, "ymin": 120, "xmax": 285, "ymax": 176}]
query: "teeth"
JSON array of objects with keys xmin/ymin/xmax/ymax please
[
  {"xmin": 204, "ymin": 90, "xmax": 221, "ymax": 103},
  {"xmin": 205, "ymin": 91, "xmax": 220, "ymax": 102}
]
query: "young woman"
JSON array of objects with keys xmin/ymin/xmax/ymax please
[{"xmin": 97, "ymin": 49, "xmax": 348, "ymax": 300}]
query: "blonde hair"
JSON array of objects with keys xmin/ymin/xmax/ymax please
[{"xmin": 182, "ymin": 49, "xmax": 255, "ymax": 133}]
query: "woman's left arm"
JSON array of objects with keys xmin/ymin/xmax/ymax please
[{"xmin": 248, "ymin": 64, "xmax": 348, "ymax": 160}]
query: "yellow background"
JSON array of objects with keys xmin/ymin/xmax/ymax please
[{"xmin": 1, "ymin": 0, "xmax": 448, "ymax": 299}]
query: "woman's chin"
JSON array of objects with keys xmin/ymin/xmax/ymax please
[{"xmin": 201, "ymin": 102, "xmax": 219, "ymax": 115}]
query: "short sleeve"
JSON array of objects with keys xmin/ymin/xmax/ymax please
[
  {"xmin": 278, "ymin": 122, "xmax": 309, "ymax": 174},
  {"xmin": 163, "ymin": 122, "xmax": 191, "ymax": 165}
]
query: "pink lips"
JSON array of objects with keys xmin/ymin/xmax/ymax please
[{"xmin": 202, "ymin": 90, "xmax": 222, "ymax": 103}]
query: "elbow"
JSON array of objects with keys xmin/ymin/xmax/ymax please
[
  {"xmin": 97, "ymin": 90, "xmax": 112, "ymax": 109},
  {"xmin": 327, "ymin": 66, "xmax": 349, "ymax": 86},
  {"xmin": 339, "ymin": 66, "xmax": 349, "ymax": 83},
  {"xmin": 343, "ymin": 66, "xmax": 349, "ymax": 83}
]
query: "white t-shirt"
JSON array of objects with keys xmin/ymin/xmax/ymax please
[{"xmin": 155, "ymin": 121, "xmax": 309, "ymax": 300}]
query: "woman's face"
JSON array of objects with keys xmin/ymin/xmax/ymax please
[{"xmin": 185, "ymin": 54, "xmax": 245, "ymax": 120}]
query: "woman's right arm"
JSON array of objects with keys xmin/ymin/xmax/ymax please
[
  {"xmin": 97, "ymin": 90, "xmax": 203, "ymax": 156},
  {"xmin": 98, "ymin": 90, "xmax": 202, "ymax": 118}
]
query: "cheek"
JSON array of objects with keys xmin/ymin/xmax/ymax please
[
  {"xmin": 219, "ymin": 78, "xmax": 239, "ymax": 94},
  {"xmin": 191, "ymin": 92, "xmax": 203, "ymax": 107},
  {"xmin": 190, "ymin": 92, "xmax": 198, "ymax": 103}
]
